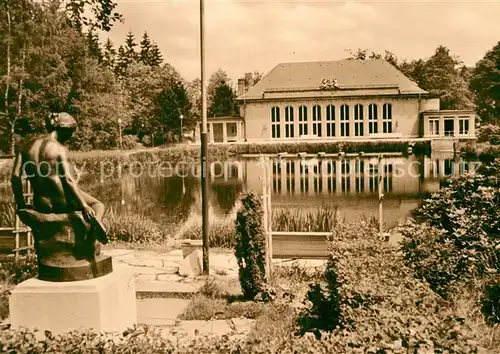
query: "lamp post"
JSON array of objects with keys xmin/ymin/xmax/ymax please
[
  {"xmin": 180, "ymin": 114, "xmax": 184, "ymax": 143},
  {"xmin": 118, "ymin": 118, "xmax": 123, "ymax": 150},
  {"xmin": 200, "ymin": 0, "xmax": 210, "ymax": 274}
]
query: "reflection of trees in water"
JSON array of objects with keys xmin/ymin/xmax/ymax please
[
  {"xmin": 210, "ymin": 181, "xmax": 243, "ymax": 215},
  {"xmin": 157, "ymin": 175, "xmax": 199, "ymax": 224},
  {"xmin": 81, "ymin": 173, "xmax": 200, "ymax": 225}
]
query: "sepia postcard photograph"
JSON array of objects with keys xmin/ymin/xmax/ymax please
[{"xmin": 0, "ymin": 0, "xmax": 499, "ymax": 352}]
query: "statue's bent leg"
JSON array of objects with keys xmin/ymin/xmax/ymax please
[{"xmin": 16, "ymin": 208, "xmax": 112, "ymax": 281}]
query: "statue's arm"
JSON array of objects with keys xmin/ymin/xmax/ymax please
[
  {"xmin": 57, "ymin": 149, "xmax": 89, "ymax": 211},
  {"xmin": 11, "ymin": 152, "xmax": 26, "ymax": 210}
]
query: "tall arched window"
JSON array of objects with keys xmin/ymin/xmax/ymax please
[
  {"xmin": 298, "ymin": 106, "xmax": 308, "ymax": 137},
  {"xmin": 383, "ymin": 103, "xmax": 392, "ymax": 133},
  {"xmin": 312, "ymin": 105, "xmax": 322, "ymax": 137},
  {"xmin": 354, "ymin": 104, "xmax": 364, "ymax": 137},
  {"xmin": 340, "ymin": 104, "xmax": 350, "ymax": 137},
  {"xmin": 326, "ymin": 105, "xmax": 335, "ymax": 137},
  {"xmin": 285, "ymin": 106, "xmax": 294, "ymax": 138},
  {"xmin": 271, "ymin": 106, "xmax": 280, "ymax": 139},
  {"xmin": 368, "ymin": 104, "xmax": 378, "ymax": 134}
]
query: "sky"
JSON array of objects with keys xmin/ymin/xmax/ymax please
[{"xmin": 100, "ymin": 0, "xmax": 500, "ymax": 84}]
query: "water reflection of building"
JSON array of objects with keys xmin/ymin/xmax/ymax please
[
  {"xmin": 267, "ymin": 155, "xmax": 474, "ymax": 197},
  {"xmin": 153, "ymin": 155, "xmax": 475, "ymax": 226},
  {"xmin": 245, "ymin": 157, "xmax": 419, "ymax": 197}
]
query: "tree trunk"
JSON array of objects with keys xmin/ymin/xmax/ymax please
[
  {"xmin": 4, "ymin": 10, "xmax": 11, "ymax": 117},
  {"xmin": 9, "ymin": 123, "xmax": 15, "ymax": 155},
  {"xmin": 4, "ymin": 10, "xmax": 15, "ymax": 154},
  {"xmin": 11, "ymin": 45, "xmax": 26, "ymax": 155}
]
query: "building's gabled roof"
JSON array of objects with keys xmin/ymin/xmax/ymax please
[{"xmin": 238, "ymin": 59, "xmax": 428, "ymax": 100}]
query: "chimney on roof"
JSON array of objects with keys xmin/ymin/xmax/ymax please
[{"xmin": 237, "ymin": 78, "xmax": 246, "ymax": 97}]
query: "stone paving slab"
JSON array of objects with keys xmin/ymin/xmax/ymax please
[
  {"xmin": 136, "ymin": 279, "xmax": 204, "ymax": 294},
  {"xmin": 137, "ymin": 298, "xmax": 190, "ymax": 326}
]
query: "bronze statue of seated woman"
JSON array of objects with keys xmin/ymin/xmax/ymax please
[{"xmin": 11, "ymin": 113, "xmax": 112, "ymax": 282}]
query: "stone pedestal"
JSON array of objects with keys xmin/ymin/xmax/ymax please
[{"xmin": 9, "ymin": 268, "xmax": 136, "ymax": 334}]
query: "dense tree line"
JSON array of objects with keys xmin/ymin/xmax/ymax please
[
  {"xmin": 0, "ymin": 0, "xmax": 497, "ymax": 153},
  {"xmin": 346, "ymin": 44, "xmax": 499, "ymax": 124},
  {"xmin": 0, "ymin": 0, "xmax": 245, "ymax": 153}
]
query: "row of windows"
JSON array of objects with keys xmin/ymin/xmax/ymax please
[
  {"xmin": 428, "ymin": 117, "xmax": 470, "ymax": 136},
  {"xmin": 271, "ymin": 103, "xmax": 393, "ymax": 138}
]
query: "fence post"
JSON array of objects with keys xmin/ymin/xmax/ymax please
[
  {"xmin": 378, "ymin": 155, "xmax": 384, "ymax": 239},
  {"xmin": 260, "ymin": 156, "xmax": 272, "ymax": 280},
  {"xmin": 267, "ymin": 159, "xmax": 273, "ymax": 278}
]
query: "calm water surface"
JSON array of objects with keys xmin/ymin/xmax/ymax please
[{"xmin": 74, "ymin": 153, "xmax": 477, "ymax": 229}]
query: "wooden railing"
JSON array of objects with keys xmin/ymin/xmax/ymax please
[{"xmin": 0, "ymin": 155, "xmax": 34, "ymax": 260}]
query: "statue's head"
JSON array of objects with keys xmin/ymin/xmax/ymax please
[{"xmin": 46, "ymin": 113, "xmax": 77, "ymax": 143}]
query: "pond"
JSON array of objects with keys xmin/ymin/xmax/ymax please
[{"xmin": 0, "ymin": 152, "xmax": 479, "ymax": 230}]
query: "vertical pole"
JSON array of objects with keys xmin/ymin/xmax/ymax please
[
  {"xmin": 200, "ymin": 0, "xmax": 210, "ymax": 274},
  {"xmin": 267, "ymin": 159, "xmax": 273, "ymax": 278},
  {"xmin": 260, "ymin": 157, "xmax": 269, "ymax": 279},
  {"xmin": 118, "ymin": 118, "xmax": 123, "ymax": 150},
  {"xmin": 26, "ymin": 178, "xmax": 33, "ymax": 250},
  {"xmin": 378, "ymin": 155, "xmax": 384, "ymax": 239}
]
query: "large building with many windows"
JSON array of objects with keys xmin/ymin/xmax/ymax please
[{"xmin": 196, "ymin": 59, "xmax": 476, "ymax": 143}]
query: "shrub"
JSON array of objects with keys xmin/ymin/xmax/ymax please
[
  {"xmin": 400, "ymin": 158, "xmax": 500, "ymax": 297},
  {"xmin": 0, "ymin": 220, "xmax": 498, "ymax": 352},
  {"xmin": 234, "ymin": 191, "xmax": 268, "ymax": 300},
  {"xmin": 0, "ymin": 254, "xmax": 38, "ymax": 285},
  {"xmin": 481, "ymin": 280, "xmax": 500, "ymax": 324},
  {"xmin": 399, "ymin": 220, "xmax": 468, "ymax": 297},
  {"xmin": 296, "ymin": 257, "xmax": 342, "ymax": 339},
  {"xmin": 477, "ymin": 124, "xmax": 500, "ymax": 144},
  {"xmin": 412, "ymin": 141, "xmax": 432, "ymax": 156},
  {"xmin": 103, "ymin": 209, "xmax": 167, "ymax": 244},
  {"xmin": 121, "ymin": 135, "xmax": 142, "ymax": 150}
]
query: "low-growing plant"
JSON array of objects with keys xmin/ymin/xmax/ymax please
[
  {"xmin": 103, "ymin": 208, "xmax": 167, "ymax": 244},
  {"xmin": 271, "ymin": 262, "xmax": 324, "ymax": 284},
  {"xmin": 0, "ymin": 253, "xmax": 38, "ymax": 285},
  {"xmin": 477, "ymin": 124, "xmax": 500, "ymax": 145},
  {"xmin": 401, "ymin": 158, "xmax": 500, "ymax": 297},
  {"xmin": 399, "ymin": 220, "xmax": 467, "ymax": 297},
  {"xmin": 0, "ymin": 285, "xmax": 10, "ymax": 321},
  {"xmin": 481, "ymin": 280, "xmax": 500, "ymax": 324},
  {"xmin": 0, "ymin": 202, "xmax": 15, "ymax": 228},
  {"xmin": 234, "ymin": 191, "xmax": 268, "ymax": 300},
  {"xmin": 180, "ymin": 219, "xmax": 235, "ymax": 248},
  {"xmin": 272, "ymin": 206, "xmax": 339, "ymax": 232},
  {"xmin": 179, "ymin": 293, "xmax": 265, "ymax": 321},
  {"xmin": 296, "ymin": 257, "xmax": 342, "ymax": 339}
]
